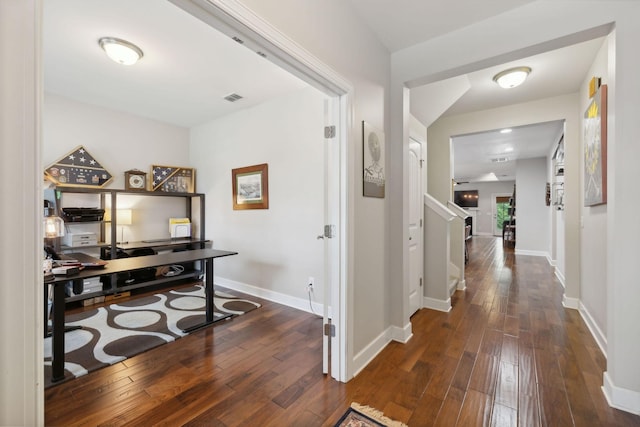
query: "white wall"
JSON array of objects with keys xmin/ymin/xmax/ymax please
[
  {"xmin": 515, "ymin": 157, "xmax": 549, "ymax": 255},
  {"xmin": 453, "ymin": 181, "xmax": 515, "ymax": 235},
  {"xmin": 580, "ymin": 37, "xmax": 609, "ymax": 351},
  {"xmin": 43, "ymin": 94, "xmax": 193, "ymax": 242},
  {"xmin": 0, "ymin": 0, "xmax": 41, "ymax": 424},
  {"xmin": 190, "ymin": 87, "xmax": 326, "ymax": 308},
  {"xmin": 235, "ymin": 0, "xmax": 392, "ymax": 359},
  {"xmin": 43, "ymin": 93, "xmax": 190, "ymax": 187}
]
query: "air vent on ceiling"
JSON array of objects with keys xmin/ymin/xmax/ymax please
[
  {"xmin": 232, "ymin": 36, "xmax": 244, "ymax": 44},
  {"xmin": 491, "ymin": 157, "xmax": 509, "ymax": 163},
  {"xmin": 256, "ymin": 51, "xmax": 267, "ymax": 58},
  {"xmin": 224, "ymin": 93, "xmax": 243, "ymax": 103}
]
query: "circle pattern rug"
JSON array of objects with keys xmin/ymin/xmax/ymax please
[{"xmin": 44, "ymin": 285, "xmax": 260, "ymax": 387}]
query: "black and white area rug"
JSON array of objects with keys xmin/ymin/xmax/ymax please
[{"xmin": 44, "ymin": 285, "xmax": 260, "ymax": 386}]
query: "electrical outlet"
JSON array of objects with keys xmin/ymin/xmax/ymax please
[{"xmin": 308, "ymin": 276, "xmax": 314, "ymax": 289}]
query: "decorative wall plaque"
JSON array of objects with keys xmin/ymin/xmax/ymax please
[{"xmin": 44, "ymin": 146, "xmax": 113, "ymax": 188}]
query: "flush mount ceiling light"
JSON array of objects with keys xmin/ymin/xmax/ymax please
[
  {"xmin": 500, "ymin": 128, "xmax": 513, "ymax": 134},
  {"xmin": 493, "ymin": 66, "xmax": 531, "ymax": 89},
  {"xmin": 98, "ymin": 37, "xmax": 143, "ymax": 65}
]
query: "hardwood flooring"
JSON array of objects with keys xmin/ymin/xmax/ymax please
[{"xmin": 45, "ymin": 237, "xmax": 640, "ymax": 426}]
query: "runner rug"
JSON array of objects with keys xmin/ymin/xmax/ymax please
[
  {"xmin": 44, "ymin": 285, "xmax": 260, "ymax": 387},
  {"xmin": 334, "ymin": 403, "xmax": 408, "ymax": 427}
]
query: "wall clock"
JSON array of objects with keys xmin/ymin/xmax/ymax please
[{"xmin": 125, "ymin": 169, "xmax": 147, "ymax": 191}]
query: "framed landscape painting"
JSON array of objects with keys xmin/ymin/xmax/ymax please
[{"xmin": 232, "ymin": 163, "xmax": 269, "ymax": 210}]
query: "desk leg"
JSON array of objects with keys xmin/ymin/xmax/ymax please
[
  {"xmin": 181, "ymin": 257, "xmax": 230, "ymax": 333},
  {"xmin": 51, "ymin": 282, "xmax": 66, "ymax": 382},
  {"xmin": 205, "ymin": 257, "xmax": 214, "ymax": 323}
]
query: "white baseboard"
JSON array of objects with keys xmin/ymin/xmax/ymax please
[
  {"xmin": 515, "ymin": 249, "xmax": 550, "ymax": 257},
  {"xmin": 603, "ymin": 372, "xmax": 640, "ymax": 415},
  {"xmin": 352, "ymin": 328, "xmax": 392, "ymax": 377},
  {"xmin": 457, "ymin": 279, "xmax": 466, "ymax": 291},
  {"xmin": 579, "ymin": 302, "xmax": 607, "ymax": 357},
  {"xmin": 555, "ymin": 268, "xmax": 566, "ymax": 288},
  {"xmin": 390, "ymin": 322, "xmax": 413, "ymax": 344},
  {"xmin": 423, "ymin": 296, "xmax": 451, "ymax": 312},
  {"xmin": 214, "ymin": 276, "xmax": 324, "ymax": 316},
  {"xmin": 546, "ymin": 254, "xmax": 556, "ymax": 266},
  {"xmin": 562, "ymin": 295, "xmax": 579, "ymax": 310}
]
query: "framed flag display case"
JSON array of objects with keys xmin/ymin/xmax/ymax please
[
  {"xmin": 44, "ymin": 146, "xmax": 113, "ymax": 188},
  {"xmin": 151, "ymin": 165, "xmax": 195, "ymax": 193}
]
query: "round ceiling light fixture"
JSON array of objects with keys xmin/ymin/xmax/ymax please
[
  {"xmin": 98, "ymin": 37, "xmax": 143, "ymax": 65},
  {"xmin": 493, "ymin": 66, "xmax": 531, "ymax": 89}
]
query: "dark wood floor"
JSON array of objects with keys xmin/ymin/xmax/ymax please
[{"xmin": 45, "ymin": 237, "xmax": 640, "ymax": 426}]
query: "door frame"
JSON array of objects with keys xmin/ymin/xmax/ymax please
[
  {"xmin": 170, "ymin": 0, "xmax": 354, "ymax": 382},
  {"xmin": 408, "ymin": 137, "xmax": 425, "ymax": 316},
  {"xmin": 492, "ymin": 192, "xmax": 512, "ymax": 236}
]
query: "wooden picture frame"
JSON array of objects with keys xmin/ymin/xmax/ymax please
[
  {"xmin": 151, "ymin": 165, "xmax": 195, "ymax": 193},
  {"xmin": 232, "ymin": 163, "xmax": 269, "ymax": 210},
  {"xmin": 44, "ymin": 145, "xmax": 113, "ymax": 188},
  {"xmin": 584, "ymin": 84, "xmax": 607, "ymax": 206},
  {"xmin": 362, "ymin": 121, "xmax": 385, "ymax": 198}
]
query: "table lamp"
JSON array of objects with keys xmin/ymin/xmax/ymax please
[{"xmin": 116, "ymin": 208, "xmax": 132, "ymax": 244}]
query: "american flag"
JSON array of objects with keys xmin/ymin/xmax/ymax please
[
  {"xmin": 152, "ymin": 165, "xmax": 175, "ymax": 189},
  {"xmin": 44, "ymin": 145, "xmax": 112, "ymax": 187}
]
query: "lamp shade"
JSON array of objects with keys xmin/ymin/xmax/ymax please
[
  {"xmin": 43, "ymin": 216, "xmax": 65, "ymax": 238},
  {"xmin": 116, "ymin": 209, "xmax": 133, "ymax": 225},
  {"xmin": 99, "ymin": 37, "xmax": 143, "ymax": 65}
]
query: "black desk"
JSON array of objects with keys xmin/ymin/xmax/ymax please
[{"xmin": 46, "ymin": 248, "xmax": 237, "ymax": 382}]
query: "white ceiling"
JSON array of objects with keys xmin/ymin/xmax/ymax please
[
  {"xmin": 43, "ymin": 0, "xmax": 308, "ymax": 128},
  {"xmin": 44, "ymin": 0, "xmax": 605, "ymax": 183}
]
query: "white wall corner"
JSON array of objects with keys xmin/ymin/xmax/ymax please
[
  {"xmin": 579, "ymin": 302, "xmax": 607, "ymax": 357},
  {"xmin": 603, "ymin": 372, "xmax": 640, "ymax": 416},
  {"xmin": 423, "ymin": 296, "xmax": 452, "ymax": 313},
  {"xmin": 215, "ymin": 276, "xmax": 324, "ymax": 316},
  {"xmin": 390, "ymin": 322, "xmax": 413, "ymax": 343},
  {"xmin": 457, "ymin": 279, "xmax": 466, "ymax": 291},
  {"xmin": 352, "ymin": 328, "xmax": 393, "ymax": 377}
]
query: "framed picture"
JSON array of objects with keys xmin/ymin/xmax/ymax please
[
  {"xmin": 362, "ymin": 121, "xmax": 385, "ymax": 198},
  {"xmin": 232, "ymin": 163, "xmax": 269, "ymax": 210},
  {"xmin": 151, "ymin": 165, "xmax": 195, "ymax": 193},
  {"xmin": 44, "ymin": 145, "xmax": 113, "ymax": 188},
  {"xmin": 584, "ymin": 84, "xmax": 607, "ymax": 206}
]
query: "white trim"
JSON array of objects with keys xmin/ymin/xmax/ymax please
[
  {"xmin": 390, "ymin": 322, "xmax": 413, "ymax": 344},
  {"xmin": 424, "ymin": 193, "xmax": 457, "ymax": 222},
  {"xmin": 457, "ymin": 279, "xmax": 466, "ymax": 291},
  {"xmin": 514, "ymin": 249, "xmax": 550, "ymax": 257},
  {"xmin": 562, "ymin": 295, "xmax": 579, "ymax": 310},
  {"xmin": 579, "ymin": 302, "xmax": 607, "ymax": 357},
  {"xmin": 446, "ymin": 201, "xmax": 470, "ymax": 219},
  {"xmin": 423, "ymin": 296, "xmax": 452, "ymax": 312},
  {"xmin": 555, "ymin": 267, "xmax": 566, "ymax": 288},
  {"xmin": 215, "ymin": 276, "xmax": 325, "ymax": 316},
  {"xmin": 352, "ymin": 329, "xmax": 392, "ymax": 377},
  {"xmin": 603, "ymin": 372, "xmax": 640, "ymax": 415},
  {"xmin": 546, "ymin": 254, "xmax": 556, "ymax": 266}
]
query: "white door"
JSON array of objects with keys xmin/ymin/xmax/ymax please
[{"xmin": 408, "ymin": 139, "xmax": 424, "ymax": 316}]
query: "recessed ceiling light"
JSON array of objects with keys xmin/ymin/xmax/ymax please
[
  {"xmin": 493, "ymin": 66, "xmax": 531, "ymax": 89},
  {"xmin": 503, "ymin": 147, "xmax": 514, "ymax": 153},
  {"xmin": 500, "ymin": 128, "xmax": 513, "ymax": 134},
  {"xmin": 98, "ymin": 37, "xmax": 143, "ymax": 65}
]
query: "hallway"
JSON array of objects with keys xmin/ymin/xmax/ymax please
[
  {"xmin": 44, "ymin": 237, "xmax": 640, "ymax": 426},
  {"xmin": 353, "ymin": 236, "xmax": 639, "ymax": 426}
]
